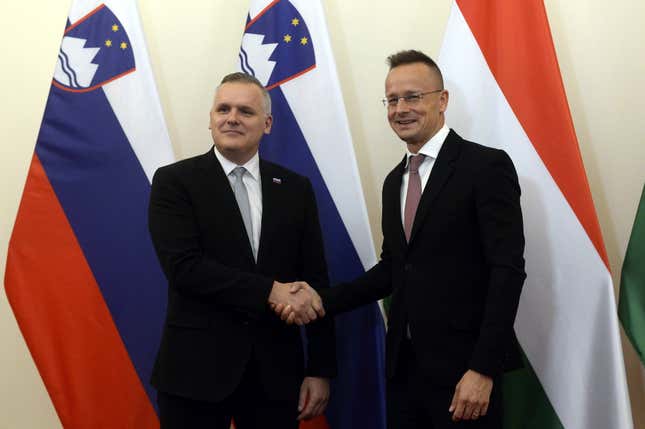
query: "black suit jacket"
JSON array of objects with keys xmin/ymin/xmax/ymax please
[
  {"xmin": 322, "ymin": 130, "xmax": 525, "ymax": 386},
  {"xmin": 148, "ymin": 149, "xmax": 336, "ymax": 402}
]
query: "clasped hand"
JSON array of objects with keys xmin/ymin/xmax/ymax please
[{"xmin": 268, "ymin": 281, "xmax": 325, "ymax": 325}]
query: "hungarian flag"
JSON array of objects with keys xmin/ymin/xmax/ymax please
[
  {"xmin": 238, "ymin": 1, "xmax": 387, "ymax": 428},
  {"xmin": 438, "ymin": 1, "xmax": 633, "ymax": 428},
  {"xmin": 4, "ymin": 1, "xmax": 173, "ymax": 427},
  {"xmin": 619, "ymin": 184, "xmax": 645, "ymax": 366}
]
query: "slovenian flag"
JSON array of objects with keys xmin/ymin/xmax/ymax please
[
  {"xmin": 238, "ymin": 1, "xmax": 387, "ymax": 428},
  {"xmin": 438, "ymin": 1, "xmax": 633, "ymax": 428},
  {"xmin": 4, "ymin": 1, "xmax": 173, "ymax": 427}
]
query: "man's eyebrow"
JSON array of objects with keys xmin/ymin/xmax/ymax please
[{"xmin": 215, "ymin": 102, "xmax": 256, "ymax": 110}]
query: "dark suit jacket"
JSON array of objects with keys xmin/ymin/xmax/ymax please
[
  {"xmin": 148, "ymin": 148, "xmax": 336, "ymax": 403},
  {"xmin": 322, "ymin": 130, "xmax": 525, "ymax": 386}
]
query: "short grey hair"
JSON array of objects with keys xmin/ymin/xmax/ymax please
[{"xmin": 219, "ymin": 72, "xmax": 272, "ymax": 114}]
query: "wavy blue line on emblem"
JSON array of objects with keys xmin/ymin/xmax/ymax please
[
  {"xmin": 58, "ymin": 50, "xmax": 80, "ymax": 88},
  {"xmin": 239, "ymin": 47, "xmax": 255, "ymax": 76},
  {"xmin": 60, "ymin": 50, "xmax": 80, "ymax": 87},
  {"xmin": 57, "ymin": 54, "xmax": 73, "ymax": 87},
  {"xmin": 238, "ymin": 53, "xmax": 249, "ymax": 75}
]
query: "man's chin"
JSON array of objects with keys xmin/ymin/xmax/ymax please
[
  {"xmin": 217, "ymin": 137, "xmax": 246, "ymax": 150},
  {"xmin": 215, "ymin": 143, "xmax": 242, "ymax": 156},
  {"xmin": 394, "ymin": 129, "xmax": 417, "ymax": 142},
  {"xmin": 395, "ymin": 121, "xmax": 418, "ymax": 130}
]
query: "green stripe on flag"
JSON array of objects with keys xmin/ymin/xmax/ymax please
[
  {"xmin": 619, "ymin": 184, "xmax": 645, "ymax": 364},
  {"xmin": 503, "ymin": 351, "xmax": 564, "ymax": 429}
]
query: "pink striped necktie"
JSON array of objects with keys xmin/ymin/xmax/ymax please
[{"xmin": 404, "ymin": 154, "xmax": 425, "ymax": 242}]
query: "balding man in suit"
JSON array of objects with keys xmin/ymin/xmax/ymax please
[{"xmin": 149, "ymin": 72, "xmax": 336, "ymax": 429}]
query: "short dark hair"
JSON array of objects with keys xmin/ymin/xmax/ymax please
[
  {"xmin": 386, "ymin": 50, "xmax": 444, "ymax": 89},
  {"xmin": 218, "ymin": 72, "xmax": 272, "ymax": 114}
]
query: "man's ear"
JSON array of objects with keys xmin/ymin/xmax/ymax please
[
  {"xmin": 264, "ymin": 114, "xmax": 273, "ymax": 134},
  {"xmin": 439, "ymin": 90, "xmax": 449, "ymax": 113}
]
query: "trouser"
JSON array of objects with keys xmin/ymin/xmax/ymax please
[
  {"xmin": 387, "ymin": 338, "xmax": 502, "ymax": 429},
  {"xmin": 157, "ymin": 357, "xmax": 299, "ymax": 429}
]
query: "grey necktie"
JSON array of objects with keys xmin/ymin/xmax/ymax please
[
  {"xmin": 231, "ymin": 167, "xmax": 255, "ymax": 258},
  {"xmin": 404, "ymin": 154, "xmax": 425, "ymax": 242}
]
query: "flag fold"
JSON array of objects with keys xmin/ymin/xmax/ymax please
[
  {"xmin": 4, "ymin": 1, "xmax": 173, "ymax": 427},
  {"xmin": 439, "ymin": 1, "xmax": 633, "ymax": 428}
]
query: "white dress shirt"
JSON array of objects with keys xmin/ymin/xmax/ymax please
[
  {"xmin": 400, "ymin": 123, "xmax": 450, "ymax": 223},
  {"xmin": 400, "ymin": 124, "xmax": 449, "ymax": 338},
  {"xmin": 214, "ymin": 147, "xmax": 262, "ymax": 260}
]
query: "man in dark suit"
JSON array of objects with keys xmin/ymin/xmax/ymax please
[
  {"xmin": 148, "ymin": 72, "xmax": 336, "ymax": 429},
  {"xmin": 277, "ymin": 50, "xmax": 525, "ymax": 428}
]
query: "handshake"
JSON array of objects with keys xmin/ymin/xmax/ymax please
[{"xmin": 268, "ymin": 281, "xmax": 325, "ymax": 326}]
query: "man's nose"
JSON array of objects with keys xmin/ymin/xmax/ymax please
[
  {"xmin": 392, "ymin": 99, "xmax": 410, "ymax": 115},
  {"xmin": 226, "ymin": 109, "xmax": 240, "ymax": 124}
]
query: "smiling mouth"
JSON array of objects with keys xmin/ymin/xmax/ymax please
[
  {"xmin": 396, "ymin": 119, "xmax": 416, "ymax": 126},
  {"xmin": 222, "ymin": 130, "xmax": 244, "ymax": 135}
]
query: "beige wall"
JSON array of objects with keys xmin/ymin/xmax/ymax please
[{"xmin": 1, "ymin": 0, "xmax": 643, "ymax": 427}]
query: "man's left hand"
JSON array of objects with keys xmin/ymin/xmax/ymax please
[
  {"xmin": 448, "ymin": 369, "xmax": 493, "ymax": 421},
  {"xmin": 297, "ymin": 376, "xmax": 330, "ymax": 420}
]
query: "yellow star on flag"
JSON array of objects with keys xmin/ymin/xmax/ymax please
[
  {"xmin": 291, "ymin": 18, "xmax": 299, "ymax": 26},
  {"xmin": 300, "ymin": 37, "xmax": 308, "ymax": 45},
  {"xmin": 120, "ymin": 42, "xmax": 128, "ymax": 50},
  {"xmin": 284, "ymin": 34, "xmax": 292, "ymax": 43},
  {"xmin": 105, "ymin": 39, "xmax": 112, "ymax": 47},
  {"xmin": 112, "ymin": 24, "xmax": 119, "ymax": 32}
]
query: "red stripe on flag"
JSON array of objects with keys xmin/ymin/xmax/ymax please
[
  {"xmin": 4, "ymin": 154, "xmax": 158, "ymax": 428},
  {"xmin": 456, "ymin": 0, "xmax": 609, "ymax": 268}
]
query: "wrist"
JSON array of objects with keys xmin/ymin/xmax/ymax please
[{"xmin": 268, "ymin": 280, "xmax": 284, "ymax": 305}]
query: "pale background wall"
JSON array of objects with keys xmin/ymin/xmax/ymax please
[{"xmin": 0, "ymin": 0, "xmax": 643, "ymax": 427}]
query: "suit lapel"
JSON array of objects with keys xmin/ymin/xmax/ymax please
[
  {"xmin": 409, "ymin": 130, "xmax": 460, "ymax": 244},
  {"xmin": 256, "ymin": 160, "xmax": 279, "ymax": 266},
  {"xmin": 385, "ymin": 155, "xmax": 408, "ymax": 252},
  {"xmin": 198, "ymin": 148, "xmax": 255, "ymax": 263}
]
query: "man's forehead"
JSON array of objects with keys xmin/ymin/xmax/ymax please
[
  {"xmin": 386, "ymin": 67, "xmax": 438, "ymax": 93},
  {"xmin": 214, "ymin": 82, "xmax": 262, "ymax": 103},
  {"xmin": 386, "ymin": 63, "xmax": 437, "ymax": 83}
]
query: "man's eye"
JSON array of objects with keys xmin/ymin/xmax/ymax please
[
  {"xmin": 404, "ymin": 94, "xmax": 421, "ymax": 102},
  {"xmin": 387, "ymin": 98, "xmax": 399, "ymax": 106}
]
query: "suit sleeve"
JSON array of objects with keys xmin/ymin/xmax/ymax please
[
  {"xmin": 299, "ymin": 179, "xmax": 337, "ymax": 378},
  {"xmin": 148, "ymin": 166, "xmax": 273, "ymax": 316},
  {"xmin": 319, "ymin": 176, "xmax": 396, "ymax": 315},
  {"xmin": 319, "ymin": 243, "xmax": 393, "ymax": 316},
  {"xmin": 469, "ymin": 150, "xmax": 526, "ymax": 377}
]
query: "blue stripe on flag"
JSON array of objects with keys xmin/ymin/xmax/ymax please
[{"xmin": 35, "ymin": 85, "xmax": 166, "ymax": 408}]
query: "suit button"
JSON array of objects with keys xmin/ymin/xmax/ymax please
[{"xmin": 404, "ymin": 263, "xmax": 412, "ymax": 272}]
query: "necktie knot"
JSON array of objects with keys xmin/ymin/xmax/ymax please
[
  {"xmin": 408, "ymin": 154, "xmax": 425, "ymax": 174},
  {"xmin": 232, "ymin": 166, "xmax": 246, "ymax": 180}
]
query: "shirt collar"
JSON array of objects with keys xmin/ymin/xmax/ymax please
[
  {"xmin": 404, "ymin": 123, "xmax": 450, "ymax": 168},
  {"xmin": 213, "ymin": 147, "xmax": 260, "ymax": 181}
]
